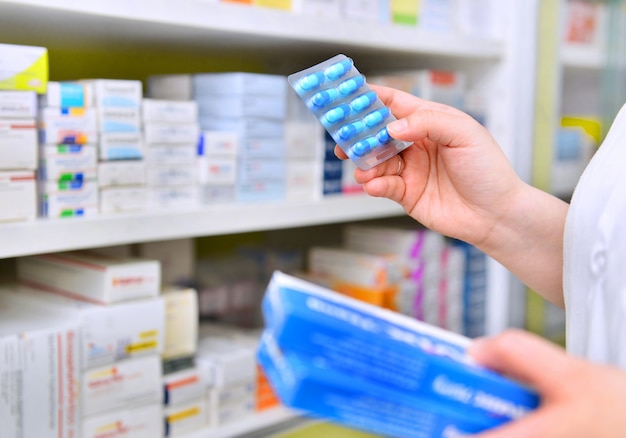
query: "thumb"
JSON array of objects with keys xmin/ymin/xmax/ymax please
[{"xmin": 468, "ymin": 329, "xmax": 569, "ymax": 395}]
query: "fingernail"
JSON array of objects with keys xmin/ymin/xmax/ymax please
[
  {"xmin": 467, "ymin": 337, "xmax": 487, "ymax": 358},
  {"xmin": 387, "ymin": 118, "xmax": 408, "ymax": 136}
]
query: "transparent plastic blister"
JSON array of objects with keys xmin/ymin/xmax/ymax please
[{"xmin": 288, "ymin": 54, "xmax": 412, "ymax": 170}]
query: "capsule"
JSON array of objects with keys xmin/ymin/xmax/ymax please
[
  {"xmin": 337, "ymin": 120, "xmax": 365, "ymax": 141},
  {"xmin": 324, "ymin": 58, "xmax": 353, "ymax": 81},
  {"xmin": 376, "ymin": 127, "xmax": 392, "ymax": 145},
  {"xmin": 338, "ymin": 75, "xmax": 365, "ymax": 96},
  {"xmin": 350, "ymin": 91, "xmax": 377, "ymax": 113},
  {"xmin": 363, "ymin": 107, "xmax": 390, "ymax": 128},
  {"xmin": 350, "ymin": 136, "xmax": 379, "ymax": 158},
  {"xmin": 309, "ymin": 88, "xmax": 340, "ymax": 108},
  {"xmin": 295, "ymin": 71, "xmax": 326, "ymax": 94},
  {"xmin": 322, "ymin": 104, "xmax": 351, "ymax": 125}
]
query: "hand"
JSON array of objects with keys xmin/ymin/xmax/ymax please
[
  {"xmin": 468, "ymin": 329, "xmax": 626, "ymax": 437},
  {"xmin": 335, "ymin": 84, "xmax": 524, "ymax": 247}
]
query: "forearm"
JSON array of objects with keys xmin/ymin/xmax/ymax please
[{"xmin": 476, "ymin": 184, "xmax": 569, "ymax": 307}]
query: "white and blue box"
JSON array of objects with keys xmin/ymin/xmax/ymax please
[{"xmin": 259, "ymin": 271, "xmax": 539, "ymax": 436}]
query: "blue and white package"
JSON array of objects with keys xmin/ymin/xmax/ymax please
[
  {"xmin": 288, "ymin": 54, "xmax": 412, "ymax": 170},
  {"xmin": 261, "ymin": 271, "xmax": 539, "ymax": 428},
  {"xmin": 258, "ymin": 331, "xmax": 488, "ymax": 438}
]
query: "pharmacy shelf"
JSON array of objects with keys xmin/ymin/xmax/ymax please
[
  {"xmin": 562, "ymin": 43, "xmax": 604, "ymax": 70},
  {"xmin": 0, "ymin": 0, "xmax": 503, "ymax": 64},
  {"xmin": 0, "ymin": 195, "xmax": 405, "ymax": 259},
  {"xmin": 183, "ymin": 406, "xmax": 301, "ymax": 438}
]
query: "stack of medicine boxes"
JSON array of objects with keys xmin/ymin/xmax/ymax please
[
  {"xmin": 14, "ymin": 252, "xmax": 166, "ymax": 438},
  {"xmin": 194, "ymin": 73, "xmax": 288, "ymax": 203},
  {"xmin": 0, "ymin": 288, "xmax": 80, "ymax": 438},
  {"xmin": 160, "ymin": 285, "xmax": 205, "ymax": 437},
  {"xmin": 283, "ymin": 86, "xmax": 324, "ymax": 200},
  {"xmin": 196, "ymin": 130, "xmax": 239, "ymax": 205},
  {"xmin": 451, "ymin": 239, "xmax": 488, "ymax": 338},
  {"xmin": 38, "ymin": 82, "xmax": 99, "ymax": 218},
  {"xmin": 0, "ymin": 90, "xmax": 38, "ymax": 222},
  {"xmin": 196, "ymin": 324, "xmax": 259, "ymax": 429},
  {"xmin": 90, "ymin": 79, "xmax": 148, "ymax": 214},
  {"xmin": 143, "ymin": 98, "xmax": 201, "ymax": 210},
  {"xmin": 148, "ymin": 72, "xmax": 288, "ymax": 203},
  {"xmin": 343, "ymin": 225, "xmax": 467, "ymax": 334}
]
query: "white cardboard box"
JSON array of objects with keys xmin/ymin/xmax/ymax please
[
  {"xmin": 144, "ymin": 122, "xmax": 200, "ymax": 145},
  {"xmin": 197, "ymin": 156, "xmax": 237, "ymax": 186},
  {"xmin": 142, "ymin": 98, "xmax": 198, "ymax": 123},
  {"xmin": 0, "ymin": 294, "xmax": 80, "ymax": 438},
  {"xmin": 39, "ymin": 144, "xmax": 97, "ymax": 181},
  {"xmin": 39, "ymin": 179, "xmax": 99, "ymax": 218},
  {"xmin": 164, "ymin": 398, "xmax": 207, "ymax": 437},
  {"xmin": 0, "ymin": 283, "xmax": 166, "ymax": 370},
  {"xmin": 146, "ymin": 163, "xmax": 197, "ymax": 187},
  {"xmin": 84, "ymin": 79, "xmax": 142, "ymax": 108},
  {"xmin": 98, "ymin": 160, "xmax": 147, "ymax": 187},
  {"xmin": 0, "ymin": 43, "xmax": 48, "ymax": 94},
  {"xmin": 0, "ymin": 90, "xmax": 37, "ymax": 118},
  {"xmin": 198, "ymin": 131, "xmax": 238, "ymax": 157},
  {"xmin": 196, "ymin": 340, "xmax": 256, "ymax": 388},
  {"xmin": 162, "ymin": 287, "xmax": 199, "ymax": 360},
  {"xmin": 97, "ymin": 106, "xmax": 141, "ymax": 133},
  {"xmin": 99, "ymin": 131, "xmax": 144, "ymax": 160},
  {"xmin": 0, "ymin": 118, "xmax": 37, "ymax": 169},
  {"xmin": 99, "ymin": 186, "xmax": 149, "ymax": 214},
  {"xmin": 82, "ymin": 403, "xmax": 163, "ymax": 438},
  {"xmin": 0, "ymin": 170, "xmax": 36, "ymax": 222},
  {"xmin": 41, "ymin": 81, "xmax": 94, "ymax": 108},
  {"xmin": 163, "ymin": 367, "xmax": 205, "ymax": 407},
  {"xmin": 145, "ymin": 143, "xmax": 197, "ymax": 165},
  {"xmin": 39, "ymin": 107, "xmax": 98, "ymax": 144},
  {"xmin": 81, "ymin": 355, "xmax": 163, "ymax": 416},
  {"xmin": 149, "ymin": 185, "xmax": 199, "ymax": 209},
  {"xmin": 16, "ymin": 251, "xmax": 161, "ymax": 304}
]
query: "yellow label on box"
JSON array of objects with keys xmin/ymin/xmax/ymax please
[
  {"xmin": 166, "ymin": 406, "xmax": 201, "ymax": 423},
  {"xmin": 391, "ymin": 0, "xmax": 420, "ymax": 25},
  {"xmin": 254, "ymin": 0, "xmax": 291, "ymax": 10},
  {"xmin": 0, "ymin": 44, "xmax": 48, "ymax": 94}
]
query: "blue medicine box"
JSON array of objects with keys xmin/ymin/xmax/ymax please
[{"xmin": 259, "ymin": 271, "xmax": 540, "ymax": 434}]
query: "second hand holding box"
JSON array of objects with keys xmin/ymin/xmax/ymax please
[{"xmin": 259, "ymin": 271, "xmax": 540, "ymax": 437}]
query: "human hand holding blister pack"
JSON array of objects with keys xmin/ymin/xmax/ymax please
[{"xmin": 288, "ymin": 54, "xmax": 412, "ymax": 170}]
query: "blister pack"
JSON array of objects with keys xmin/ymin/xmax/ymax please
[{"xmin": 288, "ymin": 54, "xmax": 411, "ymax": 170}]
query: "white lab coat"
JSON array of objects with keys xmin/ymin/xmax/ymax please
[{"xmin": 564, "ymin": 103, "xmax": 626, "ymax": 367}]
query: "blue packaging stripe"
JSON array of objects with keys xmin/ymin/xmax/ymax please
[
  {"xmin": 60, "ymin": 83, "xmax": 86, "ymax": 108},
  {"xmin": 262, "ymin": 272, "xmax": 539, "ymax": 425},
  {"xmin": 257, "ymin": 332, "xmax": 490, "ymax": 438}
]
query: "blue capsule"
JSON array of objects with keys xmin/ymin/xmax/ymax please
[
  {"xmin": 337, "ymin": 120, "xmax": 365, "ymax": 141},
  {"xmin": 351, "ymin": 136, "xmax": 379, "ymax": 158},
  {"xmin": 338, "ymin": 75, "xmax": 365, "ymax": 96},
  {"xmin": 376, "ymin": 127, "xmax": 392, "ymax": 145},
  {"xmin": 322, "ymin": 104, "xmax": 351, "ymax": 125},
  {"xmin": 363, "ymin": 107, "xmax": 390, "ymax": 128},
  {"xmin": 309, "ymin": 88, "xmax": 340, "ymax": 108},
  {"xmin": 295, "ymin": 71, "xmax": 326, "ymax": 94},
  {"xmin": 324, "ymin": 59, "xmax": 353, "ymax": 81},
  {"xmin": 350, "ymin": 91, "xmax": 377, "ymax": 113}
]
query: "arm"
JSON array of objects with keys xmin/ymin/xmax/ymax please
[{"xmin": 338, "ymin": 85, "xmax": 568, "ymax": 306}]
